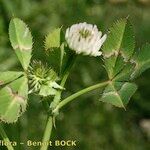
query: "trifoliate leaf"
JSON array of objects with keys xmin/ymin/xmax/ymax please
[
  {"xmin": 101, "ymin": 18, "xmax": 150, "ymax": 109},
  {"xmin": 45, "ymin": 28, "xmax": 61, "ymax": 50},
  {"xmin": 0, "ymin": 71, "xmax": 24, "ymax": 85},
  {"xmin": 9, "ymin": 18, "xmax": 33, "ymax": 70},
  {"xmin": 100, "ymin": 82, "xmax": 137, "ymax": 108},
  {"xmin": 101, "ymin": 18, "xmax": 137, "ymax": 108},
  {"xmin": 0, "ymin": 76, "xmax": 28, "ymax": 123}
]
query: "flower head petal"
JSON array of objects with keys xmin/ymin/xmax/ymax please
[{"xmin": 65, "ymin": 22, "xmax": 107, "ymax": 57}]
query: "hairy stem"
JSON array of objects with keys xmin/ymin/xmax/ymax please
[
  {"xmin": 40, "ymin": 116, "xmax": 53, "ymax": 150},
  {"xmin": 53, "ymin": 81, "xmax": 109, "ymax": 113},
  {"xmin": 0, "ymin": 124, "xmax": 14, "ymax": 150}
]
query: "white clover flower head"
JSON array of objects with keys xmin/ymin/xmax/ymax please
[{"xmin": 65, "ymin": 22, "xmax": 107, "ymax": 57}]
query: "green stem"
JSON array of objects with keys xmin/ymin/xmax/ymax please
[
  {"xmin": 50, "ymin": 54, "xmax": 77, "ymax": 111},
  {"xmin": 60, "ymin": 55, "xmax": 76, "ymax": 86},
  {"xmin": 40, "ymin": 54, "xmax": 77, "ymax": 150},
  {"xmin": 40, "ymin": 116, "xmax": 53, "ymax": 150},
  {"xmin": 0, "ymin": 124, "xmax": 14, "ymax": 150},
  {"xmin": 53, "ymin": 81, "xmax": 109, "ymax": 113}
]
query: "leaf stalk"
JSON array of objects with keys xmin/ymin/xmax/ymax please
[{"xmin": 53, "ymin": 81, "xmax": 109, "ymax": 114}]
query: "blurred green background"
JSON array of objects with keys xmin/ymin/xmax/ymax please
[{"xmin": 0, "ymin": 0, "xmax": 150, "ymax": 150}]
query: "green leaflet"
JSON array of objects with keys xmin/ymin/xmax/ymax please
[
  {"xmin": 0, "ymin": 71, "xmax": 24, "ymax": 85},
  {"xmin": 9, "ymin": 18, "xmax": 33, "ymax": 70},
  {"xmin": 39, "ymin": 85, "xmax": 56, "ymax": 97},
  {"xmin": 45, "ymin": 28, "xmax": 61, "ymax": 50},
  {"xmin": 0, "ymin": 76, "xmax": 28, "ymax": 123},
  {"xmin": 102, "ymin": 19, "xmax": 135, "ymax": 79},
  {"xmin": 100, "ymin": 82, "xmax": 137, "ymax": 108},
  {"xmin": 114, "ymin": 43, "xmax": 150, "ymax": 81},
  {"xmin": 39, "ymin": 82, "xmax": 64, "ymax": 97}
]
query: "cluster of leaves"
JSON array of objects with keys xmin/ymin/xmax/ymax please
[
  {"xmin": 0, "ymin": 18, "xmax": 71, "ymax": 123},
  {"xmin": 101, "ymin": 18, "xmax": 150, "ymax": 108},
  {"xmin": 0, "ymin": 18, "xmax": 61, "ymax": 123}
]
